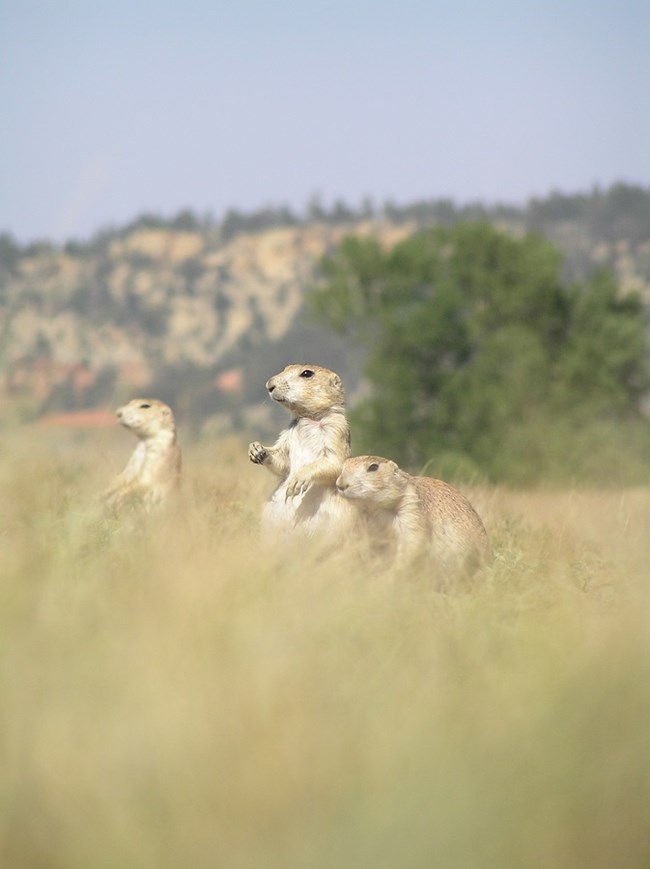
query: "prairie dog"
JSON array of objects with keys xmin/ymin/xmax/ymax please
[
  {"xmin": 336, "ymin": 456, "xmax": 490, "ymax": 582},
  {"xmin": 103, "ymin": 398, "xmax": 181, "ymax": 511},
  {"xmin": 248, "ymin": 364, "xmax": 355, "ymax": 540}
]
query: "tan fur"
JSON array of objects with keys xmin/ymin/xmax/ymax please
[
  {"xmin": 336, "ymin": 456, "xmax": 490, "ymax": 583},
  {"xmin": 103, "ymin": 398, "xmax": 181, "ymax": 511},
  {"xmin": 249, "ymin": 364, "xmax": 355, "ymax": 540}
]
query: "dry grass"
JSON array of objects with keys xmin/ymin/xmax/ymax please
[{"xmin": 0, "ymin": 428, "xmax": 648, "ymax": 869}]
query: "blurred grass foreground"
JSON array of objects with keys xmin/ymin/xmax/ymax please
[{"xmin": 0, "ymin": 428, "xmax": 648, "ymax": 869}]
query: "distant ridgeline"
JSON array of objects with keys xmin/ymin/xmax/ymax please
[{"xmin": 0, "ymin": 183, "xmax": 649, "ymax": 436}]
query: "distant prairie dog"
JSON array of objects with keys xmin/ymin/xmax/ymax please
[
  {"xmin": 336, "ymin": 456, "xmax": 490, "ymax": 583},
  {"xmin": 103, "ymin": 398, "xmax": 181, "ymax": 511},
  {"xmin": 248, "ymin": 364, "xmax": 355, "ymax": 540}
]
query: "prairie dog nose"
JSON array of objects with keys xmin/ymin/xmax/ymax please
[
  {"xmin": 266, "ymin": 378, "xmax": 276, "ymax": 392},
  {"xmin": 116, "ymin": 408, "xmax": 123, "ymax": 419}
]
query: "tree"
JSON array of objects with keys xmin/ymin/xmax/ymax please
[
  {"xmin": 0, "ymin": 232, "xmax": 22, "ymax": 273},
  {"xmin": 309, "ymin": 222, "xmax": 649, "ymax": 484}
]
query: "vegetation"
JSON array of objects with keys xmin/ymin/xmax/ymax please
[
  {"xmin": 3, "ymin": 183, "xmax": 650, "ymax": 262},
  {"xmin": 1, "ymin": 187, "xmax": 648, "ymax": 864},
  {"xmin": 310, "ymin": 222, "xmax": 650, "ymax": 485},
  {"xmin": 0, "ymin": 184, "xmax": 649, "ymax": 437},
  {"xmin": 0, "ymin": 429, "xmax": 648, "ymax": 868},
  {"xmin": 527, "ymin": 182, "xmax": 650, "ymax": 246}
]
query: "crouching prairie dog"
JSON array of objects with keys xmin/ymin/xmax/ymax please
[
  {"xmin": 103, "ymin": 398, "xmax": 181, "ymax": 511},
  {"xmin": 336, "ymin": 456, "xmax": 490, "ymax": 583},
  {"xmin": 248, "ymin": 364, "xmax": 356, "ymax": 540}
]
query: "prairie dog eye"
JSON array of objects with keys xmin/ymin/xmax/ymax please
[
  {"xmin": 367, "ymin": 463, "xmax": 380, "ymax": 472},
  {"xmin": 299, "ymin": 369, "xmax": 315, "ymax": 378},
  {"xmin": 139, "ymin": 403, "xmax": 152, "ymax": 409}
]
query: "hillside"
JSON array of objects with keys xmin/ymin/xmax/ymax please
[{"xmin": 1, "ymin": 183, "xmax": 649, "ymax": 434}]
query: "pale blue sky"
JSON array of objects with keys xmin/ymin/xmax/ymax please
[{"xmin": 1, "ymin": 0, "xmax": 648, "ymax": 242}]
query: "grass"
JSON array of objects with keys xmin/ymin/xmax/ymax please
[{"xmin": 0, "ymin": 427, "xmax": 648, "ymax": 868}]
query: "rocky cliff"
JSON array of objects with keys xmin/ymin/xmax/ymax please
[{"xmin": 1, "ymin": 185, "xmax": 649, "ymax": 433}]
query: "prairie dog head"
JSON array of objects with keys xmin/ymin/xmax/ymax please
[
  {"xmin": 265, "ymin": 364, "xmax": 345, "ymax": 417},
  {"xmin": 336, "ymin": 456, "xmax": 409, "ymax": 509},
  {"xmin": 116, "ymin": 399, "xmax": 176, "ymax": 439}
]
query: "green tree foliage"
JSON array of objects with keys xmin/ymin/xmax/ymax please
[{"xmin": 310, "ymin": 223, "xmax": 650, "ymax": 485}]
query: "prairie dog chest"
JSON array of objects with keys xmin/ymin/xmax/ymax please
[
  {"xmin": 129, "ymin": 441, "xmax": 148, "ymax": 476},
  {"xmin": 287, "ymin": 418, "xmax": 329, "ymax": 468},
  {"xmin": 138, "ymin": 436, "xmax": 172, "ymax": 482}
]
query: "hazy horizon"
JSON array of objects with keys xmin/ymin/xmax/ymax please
[{"xmin": 2, "ymin": 0, "xmax": 649, "ymax": 244}]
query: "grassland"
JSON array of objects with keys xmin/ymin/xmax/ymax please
[{"xmin": 0, "ymin": 426, "xmax": 648, "ymax": 868}]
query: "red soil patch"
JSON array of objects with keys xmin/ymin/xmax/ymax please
[
  {"xmin": 39, "ymin": 410, "xmax": 117, "ymax": 428},
  {"xmin": 214, "ymin": 368, "xmax": 243, "ymax": 393}
]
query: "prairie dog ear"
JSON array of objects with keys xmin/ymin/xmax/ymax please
[
  {"xmin": 388, "ymin": 460, "xmax": 400, "ymax": 472},
  {"xmin": 394, "ymin": 467, "xmax": 410, "ymax": 485},
  {"xmin": 330, "ymin": 373, "xmax": 342, "ymax": 387},
  {"xmin": 162, "ymin": 407, "xmax": 171, "ymax": 416}
]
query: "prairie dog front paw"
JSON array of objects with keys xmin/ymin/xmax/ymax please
[
  {"xmin": 285, "ymin": 475, "xmax": 312, "ymax": 500},
  {"xmin": 249, "ymin": 442, "xmax": 268, "ymax": 465}
]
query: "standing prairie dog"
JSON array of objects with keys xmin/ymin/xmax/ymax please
[
  {"xmin": 248, "ymin": 364, "xmax": 355, "ymax": 540},
  {"xmin": 103, "ymin": 398, "xmax": 181, "ymax": 511},
  {"xmin": 336, "ymin": 456, "xmax": 490, "ymax": 583}
]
